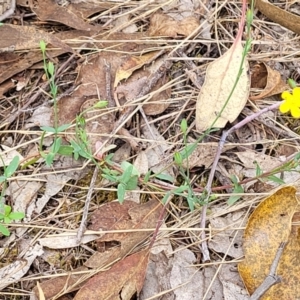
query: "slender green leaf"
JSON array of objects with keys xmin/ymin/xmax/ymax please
[
  {"xmin": 0, "ymin": 224, "xmax": 10, "ymax": 236},
  {"xmin": 57, "ymin": 124, "xmax": 71, "ymax": 132},
  {"xmin": 45, "ymin": 152, "xmax": 55, "ymax": 166},
  {"xmin": 126, "ymin": 176, "xmax": 138, "ymax": 190},
  {"xmin": 40, "ymin": 126, "xmax": 56, "ymax": 133},
  {"xmin": 154, "ymin": 173, "xmax": 174, "ymax": 182},
  {"xmin": 267, "ymin": 175, "xmax": 285, "ymax": 184},
  {"xmin": 57, "ymin": 145, "xmax": 73, "ymax": 156},
  {"xmin": 9, "ymin": 212, "xmax": 25, "ymax": 220},
  {"xmin": 120, "ymin": 164, "xmax": 133, "ymax": 184},
  {"xmin": 117, "ymin": 183, "xmax": 126, "ymax": 203},
  {"xmin": 39, "ymin": 40, "xmax": 46, "ymax": 53},
  {"xmin": 5, "ymin": 156, "xmax": 19, "ymax": 178},
  {"xmin": 4, "ymin": 205, "xmax": 11, "ymax": 216}
]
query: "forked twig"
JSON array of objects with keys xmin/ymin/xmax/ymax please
[
  {"xmin": 200, "ymin": 102, "xmax": 281, "ymax": 261},
  {"xmin": 250, "ymin": 242, "xmax": 287, "ymax": 300}
]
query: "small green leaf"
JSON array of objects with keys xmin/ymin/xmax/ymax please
[
  {"xmin": 9, "ymin": 212, "xmax": 25, "ymax": 220},
  {"xmin": 288, "ymin": 78, "xmax": 297, "ymax": 89},
  {"xmin": 121, "ymin": 161, "xmax": 139, "ymax": 176},
  {"xmin": 51, "ymin": 138, "xmax": 62, "ymax": 153},
  {"xmin": 0, "ymin": 224, "xmax": 10, "ymax": 236},
  {"xmin": 39, "ymin": 40, "xmax": 46, "ymax": 53},
  {"xmin": 154, "ymin": 173, "xmax": 174, "ymax": 182},
  {"xmin": 57, "ymin": 145, "xmax": 73, "ymax": 156},
  {"xmin": 47, "ymin": 62, "xmax": 55, "ymax": 76},
  {"xmin": 4, "ymin": 216, "xmax": 11, "ymax": 224},
  {"xmin": 120, "ymin": 163, "xmax": 133, "ymax": 184},
  {"xmin": 45, "ymin": 152, "xmax": 55, "ymax": 166},
  {"xmin": 94, "ymin": 101, "xmax": 108, "ymax": 108},
  {"xmin": 0, "ymin": 176, "xmax": 7, "ymax": 183},
  {"xmin": 4, "ymin": 205, "xmax": 11, "ymax": 216},
  {"xmin": 57, "ymin": 124, "xmax": 71, "ymax": 132},
  {"xmin": 40, "ymin": 126, "xmax": 56, "ymax": 133},
  {"xmin": 5, "ymin": 156, "xmax": 19, "ymax": 178},
  {"xmin": 143, "ymin": 171, "xmax": 151, "ymax": 183},
  {"xmin": 125, "ymin": 176, "xmax": 138, "ymax": 190},
  {"xmin": 227, "ymin": 176, "xmax": 244, "ymax": 205},
  {"xmin": 267, "ymin": 175, "xmax": 285, "ymax": 184},
  {"xmin": 180, "ymin": 118, "xmax": 188, "ymax": 134},
  {"xmin": 174, "ymin": 152, "xmax": 183, "ymax": 165},
  {"xmin": 254, "ymin": 161, "xmax": 263, "ymax": 177},
  {"xmin": 117, "ymin": 183, "xmax": 126, "ymax": 204}
]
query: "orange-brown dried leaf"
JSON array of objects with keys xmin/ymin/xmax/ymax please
[
  {"xmin": 33, "ymin": 266, "xmax": 89, "ymax": 299},
  {"xmin": 238, "ymin": 186, "xmax": 300, "ymax": 298},
  {"xmin": 149, "ymin": 13, "xmax": 199, "ymax": 37},
  {"xmin": 84, "ymin": 200, "xmax": 162, "ymax": 269},
  {"xmin": 74, "ymin": 249, "xmax": 149, "ymax": 300},
  {"xmin": 250, "ymin": 62, "xmax": 288, "ymax": 100}
]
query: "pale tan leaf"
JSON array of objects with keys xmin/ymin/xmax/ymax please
[{"xmin": 196, "ymin": 40, "xmax": 250, "ymax": 131}]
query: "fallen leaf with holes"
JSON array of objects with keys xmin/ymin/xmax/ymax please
[
  {"xmin": 196, "ymin": 38, "xmax": 250, "ymax": 131},
  {"xmin": 0, "ymin": 24, "xmax": 73, "ymax": 53},
  {"xmin": 33, "ymin": 0, "xmax": 95, "ymax": 31},
  {"xmin": 149, "ymin": 12, "xmax": 199, "ymax": 37},
  {"xmin": 84, "ymin": 199, "xmax": 162, "ymax": 269},
  {"xmin": 208, "ymin": 210, "xmax": 245, "ymax": 259},
  {"xmin": 250, "ymin": 62, "xmax": 288, "ymax": 100},
  {"xmin": 239, "ymin": 186, "xmax": 300, "ymax": 298},
  {"xmin": 74, "ymin": 249, "xmax": 149, "ymax": 300}
]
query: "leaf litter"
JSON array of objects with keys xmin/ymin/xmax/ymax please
[{"xmin": 0, "ymin": 0, "xmax": 300, "ymax": 299}]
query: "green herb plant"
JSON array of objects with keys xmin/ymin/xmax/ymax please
[
  {"xmin": 0, "ymin": 156, "xmax": 25, "ymax": 236},
  {"xmin": 39, "ymin": 40, "xmax": 70, "ymax": 166}
]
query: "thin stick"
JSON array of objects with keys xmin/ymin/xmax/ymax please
[
  {"xmin": 200, "ymin": 101, "xmax": 281, "ymax": 261},
  {"xmin": 76, "ymin": 166, "xmax": 99, "ymax": 243},
  {"xmin": 250, "ymin": 242, "xmax": 287, "ymax": 300}
]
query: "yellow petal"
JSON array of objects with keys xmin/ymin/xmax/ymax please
[
  {"xmin": 281, "ymin": 91, "xmax": 291, "ymax": 100},
  {"xmin": 291, "ymin": 106, "xmax": 300, "ymax": 118},
  {"xmin": 293, "ymin": 88, "xmax": 300, "ymax": 105},
  {"xmin": 279, "ymin": 101, "xmax": 290, "ymax": 114}
]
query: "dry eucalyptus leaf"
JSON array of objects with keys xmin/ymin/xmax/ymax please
[
  {"xmin": 239, "ymin": 186, "xmax": 300, "ymax": 298},
  {"xmin": 196, "ymin": 40, "xmax": 250, "ymax": 132}
]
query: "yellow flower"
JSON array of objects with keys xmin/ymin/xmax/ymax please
[{"xmin": 279, "ymin": 87, "xmax": 300, "ymax": 118}]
